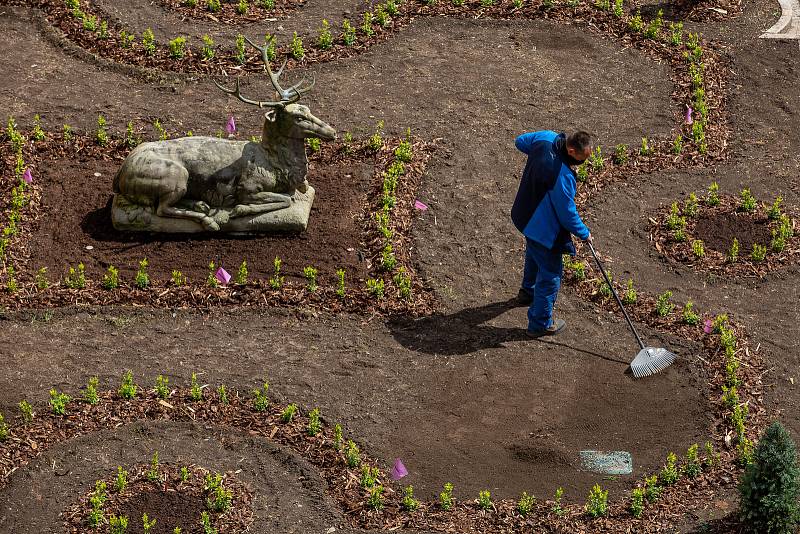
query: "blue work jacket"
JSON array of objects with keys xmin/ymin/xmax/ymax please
[{"xmin": 511, "ymin": 130, "xmax": 590, "ymax": 254}]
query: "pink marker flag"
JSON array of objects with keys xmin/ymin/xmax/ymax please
[
  {"xmin": 414, "ymin": 200, "xmax": 428, "ymax": 211},
  {"xmin": 225, "ymin": 116, "xmax": 236, "ymax": 135},
  {"xmin": 685, "ymin": 106, "xmax": 693, "ymax": 125},
  {"xmin": 22, "ymin": 168, "xmax": 32, "ymax": 184},
  {"xmin": 703, "ymin": 319, "xmax": 713, "ymax": 334},
  {"xmin": 390, "ymin": 458, "xmax": 408, "ymax": 481},
  {"xmin": 215, "ymin": 267, "xmax": 231, "ymax": 286}
]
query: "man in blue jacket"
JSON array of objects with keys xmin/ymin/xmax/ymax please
[{"xmin": 511, "ymin": 130, "xmax": 593, "ymax": 337}]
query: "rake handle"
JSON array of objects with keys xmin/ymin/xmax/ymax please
[{"xmin": 586, "ymin": 241, "xmax": 646, "ymax": 351}]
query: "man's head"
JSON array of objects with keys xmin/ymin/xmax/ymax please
[{"xmin": 566, "ymin": 131, "xmax": 592, "ymax": 164}]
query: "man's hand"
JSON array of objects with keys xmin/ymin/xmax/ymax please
[{"xmin": 585, "ymin": 233, "xmax": 593, "ymax": 245}]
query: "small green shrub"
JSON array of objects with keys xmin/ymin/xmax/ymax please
[
  {"xmin": 478, "ymin": 489, "xmax": 492, "ymax": 510},
  {"xmin": 585, "ymin": 483, "xmax": 608, "ymax": 517},
  {"xmin": 659, "ymin": 452, "xmax": 679, "ymax": 485},
  {"xmin": 135, "ymin": 258, "xmax": 150, "ymax": 289},
  {"xmin": 85, "ymin": 376, "xmax": 100, "ymax": 405},
  {"xmin": 767, "ymin": 196, "xmax": 783, "ymax": 220},
  {"xmin": 682, "ymin": 300, "xmax": 700, "ymax": 325},
  {"xmin": 65, "ymin": 262, "xmax": 86, "ymax": 289},
  {"xmin": 739, "ymin": 188, "xmax": 757, "ymax": 213},
  {"xmin": 101, "ymin": 265, "xmax": 119, "ymax": 289},
  {"xmin": 739, "ymin": 421, "xmax": 800, "ymax": 533},
  {"xmin": 517, "ymin": 491, "xmax": 535, "ymax": 516},
  {"xmin": 142, "ymin": 29, "xmax": 156, "ymax": 55},
  {"xmin": 727, "ymin": 238, "xmax": 740, "ymax": 262},
  {"xmin": 622, "ymin": 279, "xmax": 637, "ymax": 305},
  {"xmin": 751, "ymin": 243, "xmax": 767, "ymax": 262},
  {"xmin": 49, "ymin": 388, "xmax": 71, "ymax": 415},
  {"xmin": 307, "ymin": 407, "xmax": 321, "ymax": 435},
  {"xmin": 612, "ymin": 143, "xmax": 628, "ymax": 164},
  {"xmin": 281, "ymin": 403, "xmax": 297, "ymax": 423},
  {"xmin": 252, "ymin": 381, "xmax": 269, "ymax": 411},
  {"xmin": 168, "ymin": 36, "xmax": 187, "ymax": 59},
  {"xmin": 290, "ymin": 32, "xmax": 304, "ymax": 60},
  {"xmin": 401, "ymin": 485, "xmax": 420, "ymax": 511},
  {"xmin": 629, "ymin": 487, "xmax": 644, "ymax": 517},
  {"xmin": 345, "ymin": 440, "xmax": 361, "ymax": 467},
  {"xmin": 303, "ymin": 266, "xmax": 318, "ymax": 292},
  {"xmin": 18, "ymin": 400, "xmax": 33, "ymax": 423},
  {"xmin": 684, "ymin": 443, "xmax": 702, "ymax": 478},
  {"xmin": 439, "ymin": 482, "xmax": 454, "ymax": 510},
  {"xmin": 269, "ymin": 257, "xmax": 284, "ymax": 289},
  {"xmin": 235, "ymin": 260, "xmax": 248, "ymax": 285},
  {"xmin": 119, "ymin": 370, "xmax": 137, "ymax": 399},
  {"xmin": 366, "ymin": 278, "xmax": 385, "ymax": 299},
  {"xmin": 317, "ymin": 19, "xmax": 333, "ymax": 49},
  {"xmin": 706, "ymin": 181, "xmax": 720, "ymax": 206},
  {"xmin": 155, "ymin": 374, "xmax": 170, "ymax": 399}
]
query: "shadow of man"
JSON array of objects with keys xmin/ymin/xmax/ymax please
[
  {"xmin": 388, "ymin": 298, "xmax": 529, "ymax": 356},
  {"xmin": 389, "ymin": 298, "xmax": 630, "ymax": 367}
]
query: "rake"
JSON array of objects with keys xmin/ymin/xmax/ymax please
[{"xmin": 587, "ymin": 241, "xmax": 676, "ymax": 378}]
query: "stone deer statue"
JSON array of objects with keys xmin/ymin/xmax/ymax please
[{"xmin": 112, "ymin": 37, "xmax": 336, "ymax": 232}]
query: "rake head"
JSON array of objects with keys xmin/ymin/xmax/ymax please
[{"xmin": 630, "ymin": 347, "xmax": 676, "ymax": 378}]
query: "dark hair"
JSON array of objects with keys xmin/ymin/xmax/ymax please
[{"xmin": 567, "ymin": 131, "xmax": 592, "ymax": 153}]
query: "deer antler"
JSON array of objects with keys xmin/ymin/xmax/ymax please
[
  {"xmin": 213, "ymin": 78, "xmax": 285, "ymax": 108},
  {"xmin": 244, "ymin": 36, "xmax": 315, "ymax": 103}
]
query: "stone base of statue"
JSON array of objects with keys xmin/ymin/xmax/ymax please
[{"xmin": 111, "ymin": 187, "xmax": 315, "ymax": 234}]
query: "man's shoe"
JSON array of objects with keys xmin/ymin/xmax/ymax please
[
  {"xmin": 526, "ymin": 318, "xmax": 566, "ymax": 338},
  {"xmin": 516, "ymin": 288, "xmax": 534, "ymax": 306}
]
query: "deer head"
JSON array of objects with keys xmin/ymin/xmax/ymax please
[{"xmin": 215, "ymin": 37, "xmax": 336, "ymax": 144}]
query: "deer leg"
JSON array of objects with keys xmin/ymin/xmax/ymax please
[
  {"xmin": 230, "ymin": 193, "xmax": 292, "ymax": 218},
  {"xmin": 156, "ymin": 181, "xmax": 221, "ymax": 231}
]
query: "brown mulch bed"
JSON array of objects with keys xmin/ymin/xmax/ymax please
[
  {"xmin": 648, "ymin": 194, "xmax": 799, "ymax": 278},
  {"xmin": 63, "ymin": 463, "xmax": 254, "ymax": 533}
]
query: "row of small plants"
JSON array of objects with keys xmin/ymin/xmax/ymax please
[
  {"xmin": 650, "ymin": 183, "xmax": 797, "ymax": 275},
  {"xmin": 64, "ymin": 460, "xmax": 251, "ymax": 533},
  {"xmin": 0, "ymin": 117, "xmax": 433, "ymax": 314},
  {"xmin": 0, "ymin": 372, "xmax": 752, "ymax": 531},
  {"xmin": 24, "ymin": 0, "xmax": 728, "ymax": 160},
  {"xmin": 161, "ymin": 0, "xmax": 304, "ymax": 22}
]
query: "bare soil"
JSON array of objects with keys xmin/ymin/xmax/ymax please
[
  {"xmin": 693, "ymin": 211, "xmax": 773, "ymax": 253},
  {"xmin": 0, "ymin": 0, "xmax": 799, "ymax": 531}
]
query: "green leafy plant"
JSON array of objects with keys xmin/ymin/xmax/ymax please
[
  {"xmin": 142, "ymin": 513, "xmax": 156, "ymax": 534},
  {"xmin": 517, "ymin": 491, "xmax": 535, "ymax": 516},
  {"xmin": 171, "ymin": 270, "xmax": 187, "ymax": 286},
  {"xmin": 368, "ymin": 120, "xmax": 384, "ymax": 151},
  {"xmin": 672, "ymin": 133, "xmax": 683, "ymax": 154},
  {"xmin": 585, "ymin": 483, "xmax": 608, "ymax": 517},
  {"xmin": 49, "ymin": 388, "xmax": 71, "ymax": 415},
  {"xmin": 345, "ymin": 439, "xmax": 360, "ymax": 467},
  {"xmin": 706, "ymin": 181, "xmax": 720, "ymax": 206},
  {"xmin": 35, "ymin": 267, "xmax": 49, "ymax": 290},
  {"xmin": 142, "ymin": 28, "xmax": 156, "ymax": 55},
  {"xmin": 201, "ymin": 35, "xmax": 215, "ymax": 60},
  {"xmin": 665, "ymin": 202, "xmax": 686, "ymax": 231},
  {"xmin": 629, "ymin": 487, "xmax": 644, "ymax": 517},
  {"xmin": 234, "ymin": 260, "xmax": 248, "ymax": 285},
  {"xmin": 394, "ymin": 134, "xmax": 413, "ymax": 162},
  {"xmin": 101, "ymin": 265, "xmax": 119, "ymax": 289},
  {"xmin": 269, "ymin": 257, "xmax": 284, "ymax": 289},
  {"xmin": 169, "ymin": 36, "xmax": 187, "ymax": 59},
  {"xmin": 135, "ymin": 258, "xmax": 150, "ymax": 289},
  {"xmin": 767, "ymin": 196, "xmax": 783, "ymax": 220},
  {"xmin": 366, "ymin": 278, "xmax": 385, "ymax": 299},
  {"xmin": 362, "ymin": 11, "xmax": 375, "ymax": 36},
  {"xmin": 684, "ymin": 443, "xmax": 702, "ymax": 478},
  {"xmin": 153, "ymin": 119, "xmax": 168, "ymax": 141},
  {"xmin": 253, "ymin": 381, "xmax": 269, "ymax": 411},
  {"xmin": 119, "ymin": 370, "xmax": 137, "ymax": 399},
  {"xmin": 32, "ymin": 114, "xmax": 45, "ymax": 141},
  {"xmin": 281, "ymin": 403, "xmax": 297, "ymax": 423},
  {"xmin": 125, "ymin": 120, "xmax": 140, "ymax": 148},
  {"xmin": 147, "ymin": 451, "xmax": 160, "ymax": 481},
  {"xmin": 335, "ymin": 268, "xmax": 346, "ymax": 298},
  {"xmin": 639, "ymin": 136, "xmax": 653, "ymax": 156},
  {"xmin": 18, "ymin": 400, "xmax": 33, "ymax": 423},
  {"xmin": 119, "ymin": 30, "xmax": 134, "ymax": 48},
  {"xmin": 85, "ymin": 376, "xmax": 100, "ymax": 405},
  {"xmin": 655, "ymin": 290, "xmax": 674, "ymax": 317},
  {"xmin": 367, "ymin": 485, "xmax": 384, "ymax": 510},
  {"xmin": 115, "ymin": 466, "xmax": 128, "ymax": 492},
  {"xmin": 179, "ymin": 465, "xmax": 190, "ymax": 482},
  {"xmin": 478, "ymin": 489, "xmax": 492, "ymax": 510},
  {"xmin": 682, "ymin": 300, "xmax": 700, "ymax": 325},
  {"xmin": 643, "ymin": 9, "xmax": 663, "ymax": 39},
  {"xmin": 205, "ymin": 473, "xmax": 233, "ymax": 512},
  {"xmin": 727, "ymin": 238, "xmax": 740, "ymax": 262},
  {"xmin": 381, "ymin": 243, "xmax": 397, "ymax": 270},
  {"xmin": 290, "ymin": 32, "xmax": 305, "ymax": 60},
  {"xmin": 401, "ymin": 485, "xmax": 420, "ymax": 511},
  {"xmin": 200, "ymin": 511, "xmax": 217, "ymax": 534},
  {"xmin": 691, "ymin": 239, "xmax": 705, "ymax": 259},
  {"xmin": 235, "ymin": 34, "xmax": 246, "ymax": 64},
  {"xmin": 576, "ymin": 162, "xmax": 588, "ymax": 182},
  {"xmin": 109, "ymin": 514, "xmax": 129, "ymax": 534},
  {"xmin": 360, "ymin": 464, "xmax": 379, "ymax": 488},
  {"xmin": 612, "ymin": 0, "xmax": 623, "ymax": 16},
  {"xmin": 588, "ymin": 146, "xmax": 604, "ymax": 171},
  {"xmin": 237, "ymin": 0, "xmax": 249, "ymax": 14},
  {"xmin": 552, "ymin": 486, "xmax": 564, "ymax": 516},
  {"xmin": 628, "ymin": 10, "xmax": 643, "ymax": 31},
  {"xmin": 262, "ymin": 33, "xmax": 277, "ymax": 60},
  {"xmin": 439, "ymin": 482, "xmax": 454, "ymax": 510},
  {"xmin": 0, "ymin": 412, "xmax": 7, "ymax": 441},
  {"xmin": 644, "ymin": 474, "xmax": 661, "ymax": 503},
  {"xmin": 622, "ymin": 279, "xmax": 637, "ymax": 305},
  {"xmin": 206, "ymin": 261, "xmax": 219, "ymax": 288},
  {"xmin": 317, "ymin": 20, "xmax": 334, "ymax": 49},
  {"xmin": 659, "ymin": 452, "xmax": 679, "ymax": 485},
  {"xmin": 303, "ymin": 266, "xmax": 318, "ymax": 291},
  {"xmin": 612, "ymin": 143, "xmax": 628, "ymax": 164},
  {"xmin": 308, "ymin": 407, "xmax": 322, "ymax": 435},
  {"xmin": 393, "ymin": 267, "xmax": 412, "ymax": 299},
  {"xmin": 341, "ymin": 19, "xmax": 356, "ymax": 45},
  {"xmin": 333, "ymin": 423, "xmax": 343, "ymax": 449},
  {"xmin": 217, "ymin": 384, "xmax": 228, "ymax": 404},
  {"xmin": 95, "ymin": 114, "xmax": 109, "ymax": 146},
  {"xmin": 207, "ymin": 0, "xmax": 221, "ymax": 11},
  {"xmin": 739, "ymin": 421, "xmax": 800, "ymax": 533},
  {"xmin": 190, "ymin": 372, "xmax": 203, "ymax": 401},
  {"xmin": 751, "ymin": 243, "xmax": 767, "ymax": 262},
  {"xmin": 739, "ymin": 188, "xmax": 757, "ymax": 212}
]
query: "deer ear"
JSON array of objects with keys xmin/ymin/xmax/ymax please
[{"xmin": 265, "ymin": 110, "xmax": 277, "ymax": 122}]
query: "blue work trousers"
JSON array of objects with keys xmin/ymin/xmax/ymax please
[{"xmin": 522, "ymin": 238, "xmax": 563, "ymax": 331}]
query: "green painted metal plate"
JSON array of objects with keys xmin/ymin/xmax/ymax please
[{"xmin": 579, "ymin": 450, "xmax": 633, "ymax": 475}]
